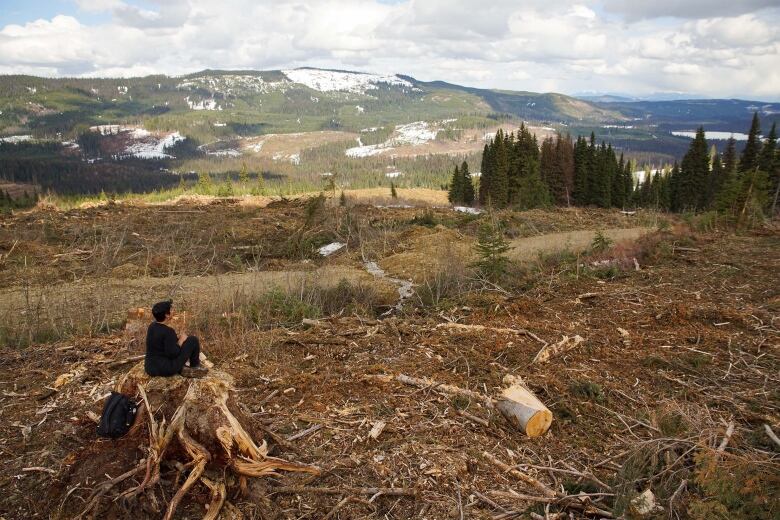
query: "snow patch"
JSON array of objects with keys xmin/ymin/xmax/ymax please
[
  {"xmin": 0, "ymin": 135, "xmax": 32, "ymax": 143},
  {"xmin": 318, "ymin": 242, "xmax": 346, "ymax": 257},
  {"xmin": 207, "ymin": 149, "xmax": 241, "ymax": 157},
  {"xmin": 177, "ymin": 74, "xmax": 290, "ymax": 96},
  {"xmin": 272, "ymin": 152, "xmax": 301, "ymax": 165},
  {"xmin": 346, "ymin": 143, "xmax": 386, "ymax": 158},
  {"xmin": 394, "ymin": 121, "xmax": 438, "ymax": 145},
  {"xmin": 454, "ymin": 206, "xmax": 482, "ymax": 215},
  {"xmin": 282, "ymin": 68, "xmax": 412, "ymax": 94},
  {"xmin": 672, "ymin": 130, "xmax": 755, "ymax": 141},
  {"xmin": 186, "ymin": 97, "xmax": 221, "ymax": 111},
  {"xmin": 345, "ymin": 121, "xmax": 440, "ymax": 157},
  {"xmin": 385, "ymin": 171, "xmax": 403, "ymax": 178},
  {"xmin": 125, "ymin": 131, "xmax": 185, "ymax": 159}
]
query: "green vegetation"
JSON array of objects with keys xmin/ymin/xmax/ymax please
[{"xmin": 473, "ymin": 212, "xmax": 510, "ymax": 281}]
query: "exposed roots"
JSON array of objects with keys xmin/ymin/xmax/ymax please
[{"xmin": 79, "ymin": 362, "xmax": 320, "ymax": 519}]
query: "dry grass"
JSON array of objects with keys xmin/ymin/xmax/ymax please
[
  {"xmin": 507, "ymin": 226, "xmax": 652, "ymax": 262},
  {"xmin": 0, "ymin": 266, "xmax": 397, "ymax": 346}
]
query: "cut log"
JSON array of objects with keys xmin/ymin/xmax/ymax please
[
  {"xmin": 496, "ymin": 375, "xmax": 552, "ymax": 438},
  {"xmin": 365, "ymin": 373, "xmax": 552, "ymax": 437},
  {"xmin": 435, "ymin": 322, "xmax": 547, "ymax": 344},
  {"xmin": 532, "ymin": 335, "xmax": 584, "ymax": 364},
  {"xmin": 364, "ymin": 373, "xmax": 495, "ymax": 408}
]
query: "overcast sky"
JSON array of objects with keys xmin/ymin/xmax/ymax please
[{"xmin": 1, "ymin": 0, "xmax": 778, "ymax": 100}]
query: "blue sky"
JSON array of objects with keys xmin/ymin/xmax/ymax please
[{"xmin": 0, "ymin": 0, "xmax": 778, "ymax": 99}]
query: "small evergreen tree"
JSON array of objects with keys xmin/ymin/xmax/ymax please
[
  {"xmin": 473, "ymin": 212, "xmax": 510, "ymax": 281},
  {"xmin": 390, "ymin": 182, "xmax": 398, "ymax": 199},
  {"xmin": 217, "ymin": 180, "xmax": 234, "ymax": 197},
  {"xmin": 197, "ymin": 171, "xmax": 212, "ymax": 193},
  {"xmin": 460, "ymin": 161, "xmax": 475, "ymax": 206},
  {"xmin": 339, "ymin": 190, "xmax": 347, "ymax": 207},
  {"xmin": 740, "ymin": 112, "xmax": 762, "ymax": 173},
  {"xmin": 239, "ymin": 162, "xmax": 249, "ymax": 184},
  {"xmin": 448, "ymin": 164, "xmax": 462, "ymax": 204},
  {"xmin": 676, "ymin": 127, "xmax": 710, "ymax": 211}
]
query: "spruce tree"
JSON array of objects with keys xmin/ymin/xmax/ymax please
[
  {"xmin": 709, "ymin": 154, "xmax": 725, "ymax": 207},
  {"xmin": 723, "ymin": 137, "xmax": 738, "ymax": 175},
  {"xmin": 390, "ymin": 182, "xmax": 398, "ymax": 199},
  {"xmin": 460, "ymin": 161, "xmax": 475, "ymax": 206},
  {"xmin": 473, "ymin": 212, "xmax": 510, "ymax": 281},
  {"xmin": 759, "ymin": 122, "xmax": 778, "ymax": 213},
  {"xmin": 585, "ymin": 133, "xmax": 598, "ymax": 205},
  {"xmin": 623, "ymin": 157, "xmax": 635, "ymax": 207},
  {"xmin": 573, "ymin": 136, "xmax": 589, "ymax": 205},
  {"xmin": 612, "ymin": 154, "xmax": 626, "ymax": 208},
  {"xmin": 479, "ymin": 143, "xmax": 493, "ymax": 206},
  {"xmin": 540, "ymin": 134, "xmax": 574, "ymax": 205},
  {"xmin": 657, "ymin": 167, "xmax": 671, "ymax": 210},
  {"xmin": 669, "ymin": 163, "xmax": 682, "ymax": 212},
  {"xmin": 448, "ymin": 164, "xmax": 462, "ymax": 204},
  {"xmin": 740, "ymin": 112, "xmax": 762, "ymax": 173},
  {"xmin": 590, "ymin": 142, "xmax": 612, "ymax": 208},
  {"xmin": 677, "ymin": 127, "xmax": 710, "ymax": 211},
  {"xmin": 491, "ymin": 130, "xmax": 509, "ymax": 207}
]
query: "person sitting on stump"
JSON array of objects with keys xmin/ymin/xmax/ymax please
[{"xmin": 145, "ymin": 300, "xmax": 208, "ymax": 378}]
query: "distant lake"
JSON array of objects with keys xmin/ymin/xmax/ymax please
[{"xmin": 671, "ymin": 131, "xmax": 756, "ymax": 141}]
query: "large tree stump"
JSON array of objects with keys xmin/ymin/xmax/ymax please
[{"xmin": 79, "ymin": 362, "xmax": 319, "ymax": 520}]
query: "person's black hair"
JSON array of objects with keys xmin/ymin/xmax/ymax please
[{"xmin": 152, "ymin": 300, "xmax": 173, "ymax": 322}]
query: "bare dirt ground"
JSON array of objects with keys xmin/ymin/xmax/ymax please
[{"xmin": 0, "ymin": 200, "xmax": 777, "ymax": 519}]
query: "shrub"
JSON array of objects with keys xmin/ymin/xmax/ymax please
[
  {"xmin": 591, "ymin": 230, "xmax": 613, "ymax": 253},
  {"xmin": 568, "ymin": 379, "xmax": 604, "ymax": 402},
  {"xmin": 409, "ymin": 210, "xmax": 437, "ymax": 228}
]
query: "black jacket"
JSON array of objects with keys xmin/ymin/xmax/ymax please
[{"xmin": 145, "ymin": 322, "xmax": 180, "ymax": 373}]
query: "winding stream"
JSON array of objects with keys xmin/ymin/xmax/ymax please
[{"xmin": 363, "ymin": 261, "xmax": 414, "ymax": 316}]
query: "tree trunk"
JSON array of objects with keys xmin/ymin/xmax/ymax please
[{"xmin": 496, "ymin": 375, "xmax": 553, "ymax": 438}]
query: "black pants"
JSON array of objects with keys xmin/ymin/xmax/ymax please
[{"xmin": 145, "ymin": 336, "xmax": 201, "ymax": 377}]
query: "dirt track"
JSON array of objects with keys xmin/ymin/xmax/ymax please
[{"xmin": 507, "ymin": 227, "xmax": 651, "ymax": 261}]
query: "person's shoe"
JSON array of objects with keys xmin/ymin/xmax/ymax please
[{"xmin": 181, "ymin": 365, "xmax": 209, "ymax": 378}]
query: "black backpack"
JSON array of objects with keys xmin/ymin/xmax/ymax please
[{"xmin": 97, "ymin": 392, "xmax": 138, "ymax": 439}]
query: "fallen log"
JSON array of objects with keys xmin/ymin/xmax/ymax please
[
  {"xmin": 365, "ymin": 373, "xmax": 552, "ymax": 437},
  {"xmin": 532, "ymin": 335, "xmax": 584, "ymax": 364},
  {"xmin": 272, "ymin": 486, "xmax": 416, "ymax": 497},
  {"xmin": 765, "ymin": 424, "xmax": 780, "ymax": 449},
  {"xmin": 482, "ymin": 451, "xmax": 557, "ymax": 497},
  {"xmin": 436, "ymin": 322, "xmax": 547, "ymax": 344},
  {"xmin": 364, "ymin": 373, "xmax": 495, "ymax": 408}
]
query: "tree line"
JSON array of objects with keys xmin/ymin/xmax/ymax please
[
  {"xmin": 0, "ymin": 157, "xmax": 196, "ymax": 196},
  {"xmin": 449, "ymin": 124, "xmax": 633, "ymax": 209},
  {"xmin": 634, "ymin": 114, "xmax": 777, "ymax": 222},
  {"xmin": 448, "ymin": 116, "xmax": 779, "ymax": 222}
]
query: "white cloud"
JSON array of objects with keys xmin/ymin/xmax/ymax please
[
  {"xmin": 0, "ymin": 0, "xmax": 777, "ymax": 100},
  {"xmin": 74, "ymin": 0, "xmax": 124, "ymax": 12}
]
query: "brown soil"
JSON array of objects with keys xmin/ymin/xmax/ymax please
[{"xmin": 0, "ymin": 202, "xmax": 777, "ymax": 519}]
